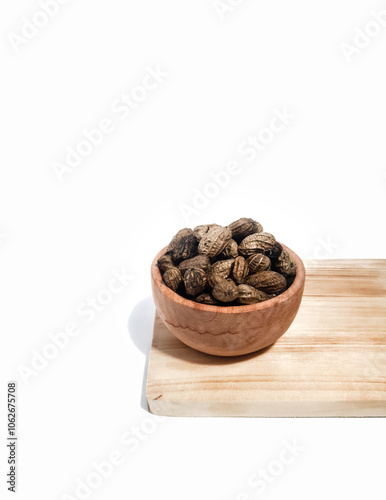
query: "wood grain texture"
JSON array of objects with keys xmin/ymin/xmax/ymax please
[{"xmin": 146, "ymin": 260, "xmax": 386, "ymax": 417}]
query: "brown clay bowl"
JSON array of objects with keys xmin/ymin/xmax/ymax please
[{"xmin": 151, "ymin": 244, "xmax": 305, "ymax": 357}]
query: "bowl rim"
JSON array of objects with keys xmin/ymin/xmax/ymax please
[{"xmin": 151, "ymin": 243, "xmax": 306, "ymax": 314}]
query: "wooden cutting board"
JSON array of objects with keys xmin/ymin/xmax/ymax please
[{"xmin": 146, "ymin": 260, "xmax": 386, "ymax": 417}]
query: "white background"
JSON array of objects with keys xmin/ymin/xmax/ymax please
[{"xmin": 1, "ymin": 0, "xmax": 386, "ymax": 499}]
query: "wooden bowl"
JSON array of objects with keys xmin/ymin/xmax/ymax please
[{"xmin": 151, "ymin": 244, "xmax": 305, "ymax": 356}]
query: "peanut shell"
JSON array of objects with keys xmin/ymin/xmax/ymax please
[
  {"xmin": 212, "ymin": 278, "xmax": 239, "ymax": 303},
  {"xmin": 237, "ymin": 284, "xmax": 271, "ymax": 305},
  {"xmin": 274, "ymin": 249, "xmax": 296, "ymax": 278},
  {"xmin": 193, "ymin": 224, "xmax": 220, "ymax": 241},
  {"xmin": 198, "ymin": 226, "xmax": 232, "ymax": 258},
  {"xmin": 157, "ymin": 253, "xmax": 175, "ymax": 273},
  {"xmin": 178, "ymin": 255, "xmax": 210, "ymax": 276},
  {"xmin": 211, "ymin": 258, "xmax": 235, "ymax": 279},
  {"xmin": 232, "ymin": 256, "xmax": 249, "ymax": 284},
  {"xmin": 246, "ymin": 271, "xmax": 287, "ymax": 294},
  {"xmin": 172, "ymin": 234, "xmax": 198, "ymax": 263},
  {"xmin": 239, "ymin": 232, "xmax": 276, "ymax": 257},
  {"xmin": 246, "ymin": 254, "xmax": 271, "ymax": 274},
  {"xmin": 167, "ymin": 228, "xmax": 194, "ymax": 253},
  {"xmin": 228, "ymin": 218, "xmax": 263, "ymax": 241},
  {"xmin": 269, "ymin": 242, "xmax": 283, "ymax": 259},
  {"xmin": 207, "ymin": 266, "xmax": 227, "ymax": 287},
  {"xmin": 195, "ymin": 293, "xmax": 221, "ymax": 305},
  {"xmin": 184, "ymin": 268, "xmax": 207, "ymax": 296},
  {"xmin": 219, "ymin": 239, "xmax": 238, "ymax": 259},
  {"xmin": 163, "ymin": 267, "xmax": 182, "ymax": 292}
]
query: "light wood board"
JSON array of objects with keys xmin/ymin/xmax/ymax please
[{"xmin": 146, "ymin": 260, "xmax": 386, "ymax": 417}]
